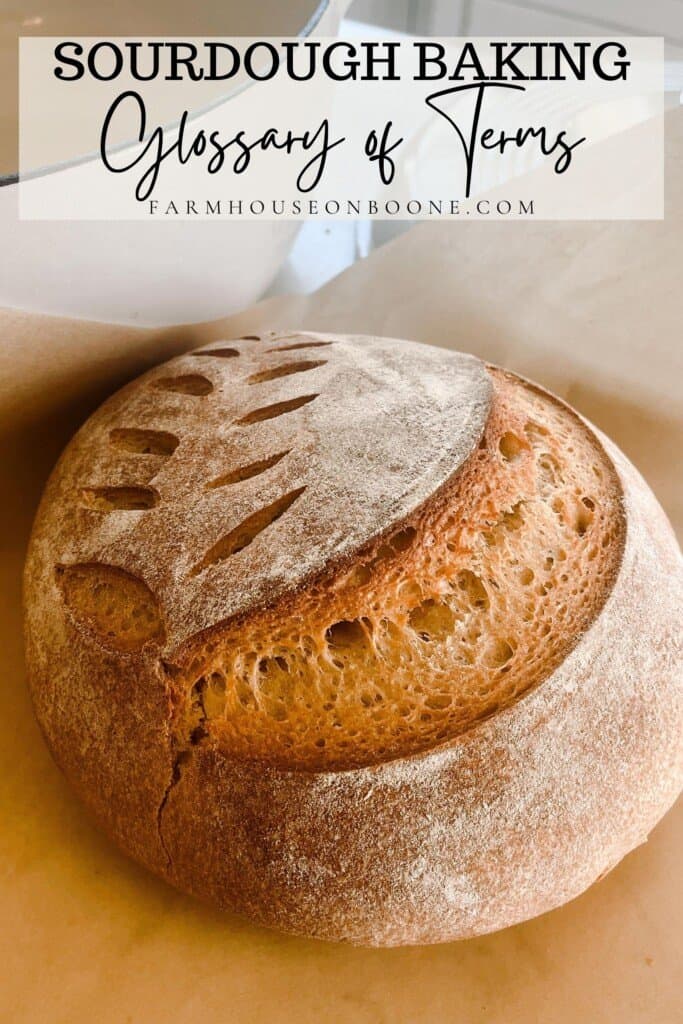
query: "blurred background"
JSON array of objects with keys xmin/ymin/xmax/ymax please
[
  {"xmin": 267, "ymin": 0, "xmax": 683, "ymax": 296},
  {"xmin": 351, "ymin": 0, "xmax": 682, "ymax": 55},
  {"xmin": 2, "ymin": 0, "xmax": 681, "ymax": 323}
]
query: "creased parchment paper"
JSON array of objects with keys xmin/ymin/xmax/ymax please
[{"xmin": 0, "ymin": 110, "xmax": 680, "ymax": 1024}]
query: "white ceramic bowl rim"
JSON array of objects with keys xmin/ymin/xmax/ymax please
[{"xmin": 0, "ymin": 0, "xmax": 333, "ymax": 187}]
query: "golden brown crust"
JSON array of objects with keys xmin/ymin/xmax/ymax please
[
  {"xmin": 23, "ymin": 334, "xmax": 683, "ymax": 946},
  {"xmin": 164, "ymin": 366, "xmax": 625, "ymax": 773}
]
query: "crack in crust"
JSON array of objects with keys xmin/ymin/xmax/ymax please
[{"xmin": 156, "ymin": 668, "xmax": 210, "ymax": 867}]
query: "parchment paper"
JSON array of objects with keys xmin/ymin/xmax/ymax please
[{"xmin": 0, "ymin": 110, "xmax": 680, "ymax": 1024}]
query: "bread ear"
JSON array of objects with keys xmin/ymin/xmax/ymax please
[{"xmin": 55, "ymin": 562, "xmax": 165, "ymax": 652}]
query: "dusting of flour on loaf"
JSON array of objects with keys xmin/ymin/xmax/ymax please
[{"xmin": 44, "ymin": 333, "xmax": 492, "ymax": 648}]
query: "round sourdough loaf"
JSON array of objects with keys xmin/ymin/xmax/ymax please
[{"xmin": 24, "ymin": 333, "xmax": 682, "ymax": 946}]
